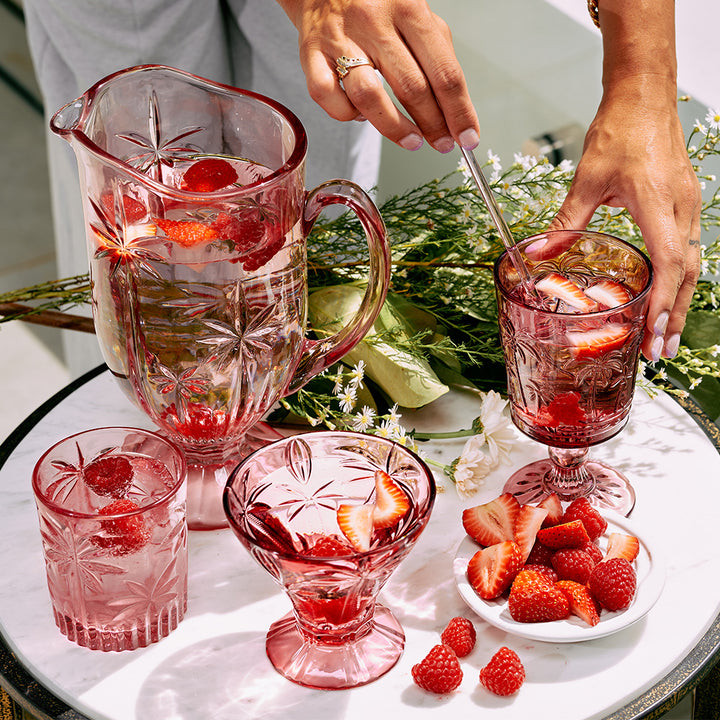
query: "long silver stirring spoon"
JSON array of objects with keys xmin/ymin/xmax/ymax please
[{"xmin": 460, "ymin": 146, "xmax": 538, "ymax": 295}]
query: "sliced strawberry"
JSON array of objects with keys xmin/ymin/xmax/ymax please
[
  {"xmin": 605, "ymin": 533, "xmax": 640, "ymax": 562},
  {"xmin": 462, "ymin": 493, "xmax": 521, "ymax": 546},
  {"xmin": 562, "ymin": 497, "xmax": 608, "ymax": 542},
  {"xmin": 154, "ymin": 218, "xmax": 218, "ymax": 248},
  {"xmin": 100, "ymin": 193, "xmax": 147, "ymax": 224},
  {"xmin": 536, "ymin": 519, "xmax": 591, "ymax": 549},
  {"xmin": 556, "ymin": 580, "xmax": 601, "ymax": 627},
  {"xmin": 95, "ymin": 499, "xmax": 149, "ymax": 556},
  {"xmin": 584, "ymin": 279, "xmax": 632, "ymax": 308},
  {"xmin": 372, "ymin": 470, "xmax": 410, "ymax": 529},
  {"xmin": 337, "ymin": 504, "xmax": 373, "ymax": 552},
  {"xmin": 522, "ymin": 563, "xmax": 559, "ymax": 583},
  {"xmin": 537, "ymin": 493, "xmax": 564, "ymax": 527},
  {"xmin": 507, "ymin": 569, "xmax": 570, "ymax": 623},
  {"xmin": 566, "ymin": 323, "xmax": 631, "ymax": 359},
  {"xmin": 83, "ymin": 455, "xmax": 133, "ymax": 498},
  {"xmin": 467, "ymin": 541, "xmax": 524, "ymax": 600},
  {"xmin": 535, "ymin": 272, "xmax": 597, "ymax": 313},
  {"xmin": 513, "ymin": 504, "xmax": 548, "ymax": 563},
  {"xmin": 247, "ymin": 504, "xmax": 296, "ymax": 553},
  {"xmin": 181, "ymin": 157, "xmax": 238, "ymax": 192}
]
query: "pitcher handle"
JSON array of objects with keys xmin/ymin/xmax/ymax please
[{"xmin": 285, "ymin": 180, "xmax": 391, "ymax": 395}]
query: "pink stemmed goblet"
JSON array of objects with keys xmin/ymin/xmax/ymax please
[
  {"xmin": 495, "ymin": 230, "xmax": 652, "ymax": 515},
  {"xmin": 223, "ymin": 431, "xmax": 436, "ymax": 689}
]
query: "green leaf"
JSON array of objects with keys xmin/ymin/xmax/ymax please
[{"xmin": 309, "ymin": 286, "xmax": 449, "ymax": 408}]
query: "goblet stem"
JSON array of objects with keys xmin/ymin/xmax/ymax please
[{"xmin": 543, "ymin": 446, "xmax": 592, "ymax": 498}]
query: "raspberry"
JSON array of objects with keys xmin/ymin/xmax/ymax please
[
  {"xmin": 551, "ymin": 548, "xmax": 596, "ymax": 584},
  {"xmin": 83, "ymin": 455, "xmax": 134, "ymax": 498},
  {"xmin": 440, "ymin": 617, "xmax": 476, "ymax": 658},
  {"xmin": 588, "ymin": 558, "xmax": 637, "ymax": 611},
  {"xmin": 304, "ymin": 535, "xmax": 352, "ymax": 557},
  {"xmin": 94, "ymin": 499, "xmax": 149, "ymax": 556},
  {"xmin": 479, "ymin": 646, "xmax": 525, "ymax": 696},
  {"xmin": 562, "ymin": 497, "xmax": 608, "ymax": 541},
  {"xmin": 411, "ymin": 644, "xmax": 463, "ymax": 694},
  {"xmin": 525, "ymin": 541, "xmax": 554, "ymax": 567},
  {"xmin": 581, "ymin": 541, "xmax": 604, "ymax": 564}
]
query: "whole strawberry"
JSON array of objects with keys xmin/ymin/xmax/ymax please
[
  {"xmin": 440, "ymin": 617, "xmax": 476, "ymax": 658},
  {"xmin": 479, "ymin": 646, "xmax": 525, "ymax": 696},
  {"xmin": 588, "ymin": 558, "xmax": 637, "ymax": 611},
  {"xmin": 412, "ymin": 644, "xmax": 463, "ymax": 694}
]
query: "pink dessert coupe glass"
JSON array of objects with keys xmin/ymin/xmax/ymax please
[
  {"xmin": 50, "ymin": 65, "xmax": 390, "ymax": 530},
  {"xmin": 223, "ymin": 431, "xmax": 436, "ymax": 689},
  {"xmin": 495, "ymin": 230, "xmax": 652, "ymax": 515},
  {"xmin": 32, "ymin": 427, "xmax": 188, "ymax": 651}
]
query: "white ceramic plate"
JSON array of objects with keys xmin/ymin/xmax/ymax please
[{"xmin": 453, "ymin": 511, "xmax": 666, "ymax": 643}]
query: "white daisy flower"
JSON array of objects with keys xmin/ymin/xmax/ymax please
[
  {"xmin": 705, "ymin": 108, "xmax": 720, "ymax": 130},
  {"xmin": 452, "ymin": 435, "xmax": 492, "ymax": 497},
  {"xmin": 338, "ymin": 386, "xmax": 357, "ymax": 413},
  {"xmin": 478, "ymin": 390, "xmax": 517, "ymax": 466},
  {"xmin": 352, "ymin": 405, "xmax": 376, "ymax": 432}
]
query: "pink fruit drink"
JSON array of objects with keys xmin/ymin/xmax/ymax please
[
  {"xmin": 89, "ymin": 155, "xmax": 305, "ymax": 457},
  {"xmin": 33, "ymin": 428, "xmax": 187, "ymax": 651},
  {"xmin": 497, "ymin": 250, "xmax": 649, "ymax": 449}
]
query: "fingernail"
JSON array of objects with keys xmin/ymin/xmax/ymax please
[
  {"xmin": 459, "ymin": 128, "xmax": 480, "ymax": 149},
  {"xmin": 664, "ymin": 333, "xmax": 681, "ymax": 359},
  {"xmin": 525, "ymin": 237, "xmax": 547, "ymax": 256},
  {"xmin": 399, "ymin": 133, "xmax": 424, "ymax": 151},
  {"xmin": 653, "ymin": 311, "xmax": 670, "ymax": 336},
  {"xmin": 432, "ymin": 136, "xmax": 456, "ymax": 154},
  {"xmin": 650, "ymin": 335, "xmax": 664, "ymax": 363}
]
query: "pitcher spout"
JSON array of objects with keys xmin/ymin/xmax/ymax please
[{"xmin": 50, "ymin": 96, "xmax": 87, "ymax": 139}]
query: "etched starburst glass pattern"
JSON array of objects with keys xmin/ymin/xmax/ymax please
[
  {"xmin": 198, "ymin": 297, "xmax": 285, "ymax": 369},
  {"xmin": 39, "ymin": 513, "xmax": 125, "ymax": 596},
  {"xmin": 89, "ymin": 196, "xmax": 164, "ymax": 279},
  {"xmin": 106, "ymin": 545, "xmax": 186, "ymax": 622},
  {"xmin": 117, "ymin": 90, "xmax": 202, "ymax": 180},
  {"xmin": 148, "ymin": 364, "xmax": 210, "ymax": 419}
]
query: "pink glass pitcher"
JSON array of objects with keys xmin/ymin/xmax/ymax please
[{"xmin": 51, "ymin": 65, "xmax": 391, "ymax": 530}]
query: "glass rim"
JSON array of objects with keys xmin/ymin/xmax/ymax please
[
  {"xmin": 493, "ymin": 229, "xmax": 654, "ymax": 317},
  {"xmin": 32, "ymin": 426, "xmax": 187, "ymax": 519},
  {"xmin": 223, "ymin": 429, "xmax": 437, "ymax": 560},
  {"xmin": 50, "ymin": 63, "xmax": 309, "ymax": 200}
]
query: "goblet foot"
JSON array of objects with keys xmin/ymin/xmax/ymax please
[
  {"xmin": 503, "ymin": 459, "xmax": 636, "ymax": 516},
  {"xmin": 184, "ymin": 422, "xmax": 284, "ymax": 531},
  {"xmin": 265, "ymin": 605, "xmax": 405, "ymax": 689}
]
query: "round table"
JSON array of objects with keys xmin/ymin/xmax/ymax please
[{"xmin": 1, "ymin": 366, "xmax": 719, "ymax": 720}]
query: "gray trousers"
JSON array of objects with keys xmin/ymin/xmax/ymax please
[{"xmin": 24, "ymin": 0, "xmax": 382, "ymax": 376}]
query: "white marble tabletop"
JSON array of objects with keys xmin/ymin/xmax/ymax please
[{"xmin": 1, "ymin": 368, "xmax": 719, "ymax": 720}]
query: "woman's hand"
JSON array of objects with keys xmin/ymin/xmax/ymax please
[{"xmin": 275, "ymin": 0, "xmax": 480, "ymax": 153}]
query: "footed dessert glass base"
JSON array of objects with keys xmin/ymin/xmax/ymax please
[{"xmin": 266, "ymin": 605, "xmax": 405, "ymax": 690}]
